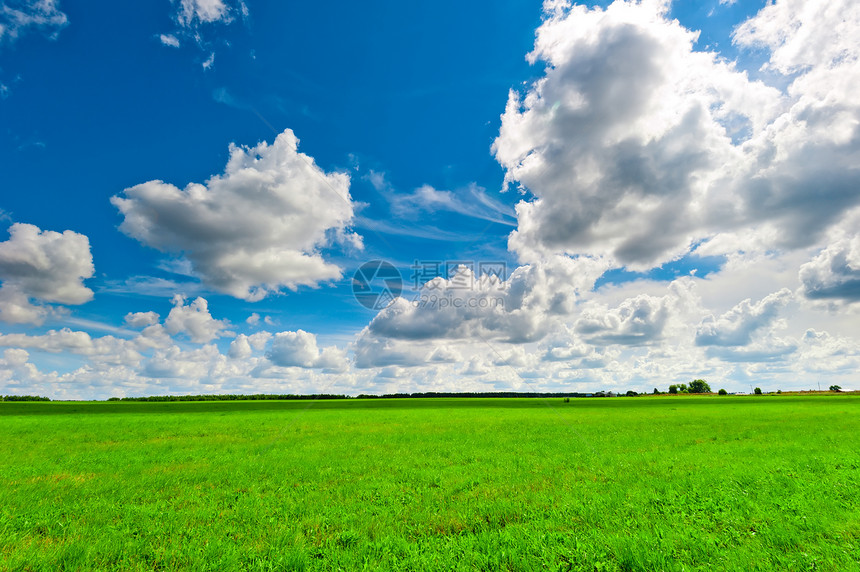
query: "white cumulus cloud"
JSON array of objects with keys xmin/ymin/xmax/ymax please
[
  {"xmin": 0, "ymin": 328, "xmax": 144, "ymax": 367},
  {"xmin": 164, "ymin": 295, "xmax": 231, "ymax": 344},
  {"xmin": 125, "ymin": 311, "xmax": 160, "ymax": 328},
  {"xmin": 266, "ymin": 330, "xmax": 347, "ymax": 371},
  {"xmin": 799, "ymin": 230, "xmax": 860, "ymax": 302},
  {"xmin": 231, "ymin": 331, "xmax": 271, "ymax": 359},
  {"xmin": 494, "ymin": 0, "xmax": 860, "ymax": 269},
  {"xmin": 0, "ymin": 223, "xmax": 94, "ymax": 324},
  {"xmin": 732, "ymin": 0, "xmax": 860, "ymax": 75},
  {"xmin": 111, "ymin": 129, "xmax": 361, "ymax": 301},
  {"xmin": 363, "ymin": 256, "xmax": 609, "ymax": 347},
  {"xmin": 696, "ymin": 289, "xmax": 794, "ymax": 347},
  {"xmin": 575, "ymin": 281, "xmax": 697, "ymax": 346}
]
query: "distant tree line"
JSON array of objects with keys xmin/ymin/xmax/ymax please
[
  {"xmin": 108, "ymin": 394, "xmax": 349, "ymax": 402},
  {"xmin": 15, "ymin": 382, "xmax": 836, "ymax": 403},
  {"xmin": 109, "ymin": 392, "xmax": 608, "ymax": 402},
  {"xmin": 356, "ymin": 391, "xmax": 599, "ymax": 399}
]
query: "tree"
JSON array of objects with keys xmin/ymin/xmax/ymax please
[
  {"xmin": 754, "ymin": 387, "xmax": 763, "ymax": 395},
  {"xmin": 653, "ymin": 387, "xmax": 660, "ymax": 395},
  {"xmin": 830, "ymin": 385, "xmax": 842, "ymax": 392},
  {"xmin": 668, "ymin": 385, "xmax": 678, "ymax": 394},
  {"xmin": 718, "ymin": 389, "xmax": 728, "ymax": 395},
  {"xmin": 689, "ymin": 379, "xmax": 711, "ymax": 394}
]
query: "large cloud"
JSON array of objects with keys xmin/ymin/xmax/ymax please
[
  {"xmin": 494, "ymin": 1, "xmax": 765, "ymax": 267},
  {"xmin": 0, "ymin": 223, "xmax": 94, "ymax": 324},
  {"xmin": 722, "ymin": 0, "xmax": 860, "ymax": 253},
  {"xmin": 112, "ymin": 129, "xmax": 361, "ymax": 301},
  {"xmin": 493, "ymin": 0, "xmax": 860, "ymax": 269}
]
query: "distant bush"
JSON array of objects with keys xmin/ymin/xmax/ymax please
[
  {"xmin": 668, "ymin": 385, "xmax": 678, "ymax": 394},
  {"xmin": 626, "ymin": 390, "xmax": 638, "ymax": 397},
  {"xmin": 754, "ymin": 387, "xmax": 763, "ymax": 395},
  {"xmin": 689, "ymin": 379, "xmax": 712, "ymax": 394},
  {"xmin": 718, "ymin": 389, "xmax": 728, "ymax": 395},
  {"xmin": 653, "ymin": 388, "xmax": 660, "ymax": 395},
  {"xmin": 777, "ymin": 390, "xmax": 782, "ymax": 394},
  {"xmin": 829, "ymin": 385, "xmax": 842, "ymax": 392}
]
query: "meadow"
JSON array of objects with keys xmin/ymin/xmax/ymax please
[{"xmin": 0, "ymin": 395, "xmax": 858, "ymax": 571}]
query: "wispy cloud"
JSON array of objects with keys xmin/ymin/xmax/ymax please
[
  {"xmin": 158, "ymin": 0, "xmax": 249, "ymax": 63},
  {"xmin": 159, "ymin": 33, "xmax": 180, "ymax": 48},
  {"xmin": 0, "ymin": 0, "xmax": 68, "ymax": 46},
  {"xmin": 354, "ymin": 216, "xmax": 488, "ymax": 243},
  {"xmin": 360, "ymin": 171, "xmax": 516, "ymax": 245},
  {"xmin": 61, "ymin": 317, "xmax": 138, "ymax": 338},
  {"xmin": 391, "ymin": 183, "xmax": 516, "ymax": 227},
  {"xmin": 99, "ymin": 276, "xmax": 202, "ymax": 298}
]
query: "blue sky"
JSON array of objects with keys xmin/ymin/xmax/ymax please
[{"xmin": 1, "ymin": 0, "xmax": 859, "ymax": 398}]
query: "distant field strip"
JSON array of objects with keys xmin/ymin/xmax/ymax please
[{"xmin": 1, "ymin": 396, "xmax": 858, "ymax": 571}]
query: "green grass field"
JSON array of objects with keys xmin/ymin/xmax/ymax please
[{"xmin": 1, "ymin": 395, "xmax": 858, "ymax": 571}]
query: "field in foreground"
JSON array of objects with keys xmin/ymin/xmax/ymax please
[{"xmin": 1, "ymin": 396, "xmax": 858, "ymax": 571}]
